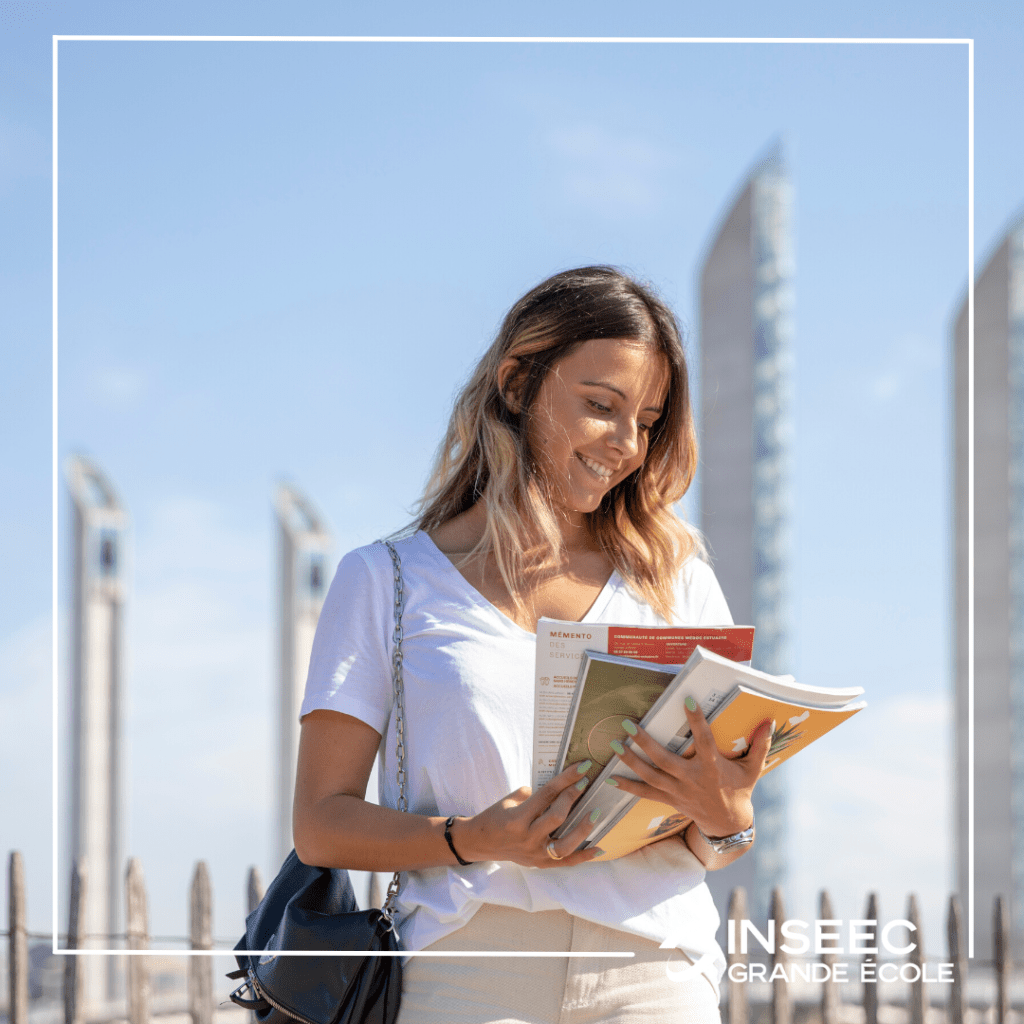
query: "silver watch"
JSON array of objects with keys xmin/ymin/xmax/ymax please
[{"xmin": 696, "ymin": 821, "xmax": 755, "ymax": 854}]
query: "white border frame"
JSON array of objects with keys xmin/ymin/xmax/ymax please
[{"xmin": 51, "ymin": 34, "xmax": 975, "ymax": 959}]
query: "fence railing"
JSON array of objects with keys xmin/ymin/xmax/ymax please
[
  {"xmin": 724, "ymin": 885, "xmax": 1013, "ymax": 1024},
  {"xmin": 6, "ymin": 852, "xmax": 266, "ymax": 1024},
  {"xmin": 4, "ymin": 850, "xmax": 1017, "ymax": 1024}
]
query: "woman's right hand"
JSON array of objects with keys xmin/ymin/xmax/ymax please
[
  {"xmin": 295, "ymin": 710, "xmax": 602, "ymax": 872},
  {"xmin": 449, "ymin": 761, "xmax": 603, "ymax": 869}
]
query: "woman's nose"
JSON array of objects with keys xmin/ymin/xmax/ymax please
[{"xmin": 608, "ymin": 418, "xmax": 640, "ymax": 457}]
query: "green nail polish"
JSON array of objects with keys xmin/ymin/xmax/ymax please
[
  {"xmin": 576, "ymin": 760, "xmax": 592, "ymax": 773},
  {"xmin": 621, "ymin": 719, "xmax": 638, "ymax": 736},
  {"xmin": 604, "ymin": 778, "xmax": 620, "ymax": 788},
  {"xmin": 591, "ymin": 848, "xmax": 606, "ymax": 857},
  {"xmin": 610, "ymin": 739, "xmax": 625, "ymax": 755},
  {"xmin": 685, "ymin": 696, "xmax": 697, "ymax": 712},
  {"xmin": 589, "ymin": 808, "xmax": 602, "ymax": 823},
  {"xmin": 575, "ymin": 778, "xmax": 588, "ymax": 791}
]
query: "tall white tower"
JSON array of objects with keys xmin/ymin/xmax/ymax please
[
  {"xmin": 66, "ymin": 456, "xmax": 127, "ymax": 1004},
  {"xmin": 954, "ymin": 214, "xmax": 1024, "ymax": 958},
  {"xmin": 698, "ymin": 144, "xmax": 793, "ymax": 923},
  {"xmin": 275, "ymin": 485, "xmax": 331, "ymax": 868}
]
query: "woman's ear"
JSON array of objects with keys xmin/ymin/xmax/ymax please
[{"xmin": 496, "ymin": 357, "xmax": 523, "ymax": 413}]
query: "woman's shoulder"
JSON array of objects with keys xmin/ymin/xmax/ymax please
[
  {"xmin": 326, "ymin": 536, "xmax": 410, "ymax": 600},
  {"xmin": 677, "ymin": 552, "xmax": 717, "ymax": 589},
  {"xmin": 334, "ymin": 539, "xmax": 389, "ymax": 578},
  {"xmin": 332, "ymin": 532, "xmax": 451, "ymax": 595},
  {"xmin": 673, "ymin": 554, "xmax": 732, "ymax": 626}
]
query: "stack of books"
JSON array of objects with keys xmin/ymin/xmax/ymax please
[{"xmin": 533, "ymin": 620, "xmax": 866, "ymax": 860}]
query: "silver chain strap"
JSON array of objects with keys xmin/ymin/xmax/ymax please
[{"xmin": 381, "ymin": 541, "xmax": 406, "ymax": 924}]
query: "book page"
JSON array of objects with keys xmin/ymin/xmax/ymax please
[
  {"xmin": 532, "ymin": 621, "xmax": 754, "ymax": 789},
  {"xmin": 533, "ymin": 623, "xmax": 609, "ymax": 788}
]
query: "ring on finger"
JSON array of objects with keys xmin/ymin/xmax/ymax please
[{"xmin": 545, "ymin": 840, "xmax": 563, "ymax": 861}]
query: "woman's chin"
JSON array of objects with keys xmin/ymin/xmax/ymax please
[{"xmin": 554, "ymin": 494, "xmax": 605, "ymax": 519}]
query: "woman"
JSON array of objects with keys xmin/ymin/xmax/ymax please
[{"xmin": 294, "ymin": 266, "xmax": 771, "ymax": 1023}]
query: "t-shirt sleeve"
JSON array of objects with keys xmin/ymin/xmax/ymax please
[{"xmin": 299, "ymin": 547, "xmax": 393, "ymax": 736}]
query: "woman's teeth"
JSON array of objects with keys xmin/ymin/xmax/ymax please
[{"xmin": 579, "ymin": 455, "xmax": 613, "ymax": 480}]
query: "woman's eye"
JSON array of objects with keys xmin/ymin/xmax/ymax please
[{"xmin": 588, "ymin": 400, "xmax": 612, "ymax": 414}]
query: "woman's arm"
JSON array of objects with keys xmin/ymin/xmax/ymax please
[
  {"xmin": 605, "ymin": 702, "xmax": 773, "ymax": 872},
  {"xmin": 293, "ymin": 708, "xmax": 601, "ymax": 871}
]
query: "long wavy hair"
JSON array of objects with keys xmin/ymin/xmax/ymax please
[{"xmin": 413, "ymin": 266, "xmax": 703, "ymax": 620}]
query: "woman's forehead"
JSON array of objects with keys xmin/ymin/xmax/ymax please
[{"xmin": 553, "ymin": 337, "xmax": 670, "ymax": 404}]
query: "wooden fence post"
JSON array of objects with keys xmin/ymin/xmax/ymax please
[
  {"xmin": 247, "ymin": 866, "xmax": 264, "ymax": 915},
  {"xmin": 770, "ymin": 887, "xmax": 790, "ymax": 1024},
  {"xmin": 8, "ymin": 852, "xmax": 28, "ymax": 1024},
  {"xmin": 125, "ymin": 857, "xmax": 150, "ymax": 1024},
  {"xmin": 64, "ymin": 859, "xmax": 87, "ymax": 1024},
  {"xmin": 820, "ymin": 890, "xmax": 839, "ymax": 1024},
  {"xmin": 947, "ymin": 895, "xmax": 966, "ymax": 1024},
  {"xmin": 726, "ymin": 887, "xmax": 749, "ymax": 1024},
  {"xmin": 863, "ymin": 892, "xmax": 879, "ymax": 1024},
  {"xmin": 994, "ymin": 896, "xmax": 1008, "ymax": 1024},
  {"xmin": 907, "ymin": 894, "xmax": 925, "ymax": 1024},
  {"xmin": 188, "ymin": 861, "xmax": 213, "ymax": 1024}
]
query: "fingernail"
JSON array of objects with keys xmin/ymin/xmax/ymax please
[
  {"xmin": 591, "ymin": 848, "xmax": 606, "ymax": 857},
  {"xmin": 576, "ymin": 760, "xmax": 592, "ymax": 773},
  {"xmin": 621, "ymin": 719, "xmax": 638, "ymax": 736},
  {"xmin": 604, "ymin": 778, "xmax": 619, "ymax": 788},
  {"xmin": 575, "ymin": 778, "xmax": 588, "ymax": 791},
  {"xmin": 610, "ymin": 739, "xmax": 625, "ymax": 755},
  {"xmin": 685, "ymin": 696, "xmax": 697, "ymax": 712},
  {"xmin": 589, "ymin": 808, "xmax": 602, "ymax": 823}
]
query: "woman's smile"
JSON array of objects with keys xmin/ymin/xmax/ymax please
[{"xmin": 577, "ymin": 454, "xmax": 616, "ymax": 481}]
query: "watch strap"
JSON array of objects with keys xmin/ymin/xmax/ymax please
[{"xmin": 696, "ymin": 821, "xmax": 755, "ymax": 855}]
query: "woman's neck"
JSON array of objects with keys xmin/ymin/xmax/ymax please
[
  {"xmin": 440, "ymin": 498, "xmax": 595, "ymax": 555},
  {"xmin": 426, "ymin": 501, "xmax": 615, "ymax": 630}
]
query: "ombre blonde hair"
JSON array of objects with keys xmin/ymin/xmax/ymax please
[{"xmin": 413, "ymin": 266, "xmax": 704, "ymax": 621}]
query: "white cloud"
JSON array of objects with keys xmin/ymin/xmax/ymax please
[
  {"xmin": 87, "ymin": 365, "xmax": 149, "ymax": 407},
  {"xmin": 864, "ymin": 333, "xmax": 942, "ymax": 404},
  {"xmin": 544, "ymin": 122, "xmax": 679, "ymax": 218},
  {"xmin": 869, "ymin": 371, "xmax": 901, "ymax": 401}
]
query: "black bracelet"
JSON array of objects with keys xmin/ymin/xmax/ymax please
[{"xmin": 444, "ymin": 815, "xmax": 474, "ymax": 866}]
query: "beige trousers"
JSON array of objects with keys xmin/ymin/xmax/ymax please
[{"xmin": 396, "ymin": 905, "xmax": 721, "ymax": 1024}]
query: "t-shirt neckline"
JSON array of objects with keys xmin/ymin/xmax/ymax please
[{"xmin": 414, "ymin": 530, "xmax": 620, "ymax": 638}]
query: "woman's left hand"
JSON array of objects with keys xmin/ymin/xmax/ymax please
[{"xmin": 608, "ymin": 701, "xmax": 773, "ymax": 841}]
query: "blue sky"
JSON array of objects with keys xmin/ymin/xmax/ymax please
[{"xmin": 2, "ymin": 0, "xmax": 1022, "ymax": 967}]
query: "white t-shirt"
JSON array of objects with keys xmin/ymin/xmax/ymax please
[{"xmin": 300, "ymin": 530, "xmax": 734, "ymax": 989}]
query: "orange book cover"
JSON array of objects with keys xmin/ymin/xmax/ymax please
[{"xmin": 587, "ymin": 686, "xmax": 865, "ymax": 861}]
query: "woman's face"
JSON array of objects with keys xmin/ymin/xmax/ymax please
[{"xmin": 525, "ymin": 337, "xmax": 670, "ymax": 524}]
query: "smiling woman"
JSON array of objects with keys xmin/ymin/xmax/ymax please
[
  {"xmin": 519, "ymin": 336, "xmax": 668, "ymax": 518},
  {"xmin": 415, "ymin": 266, "xmax": 703, "ymax": 624},
  {"xmin": 293, "ymin": 267, "xmax": 770, "ymax": 1024}
]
